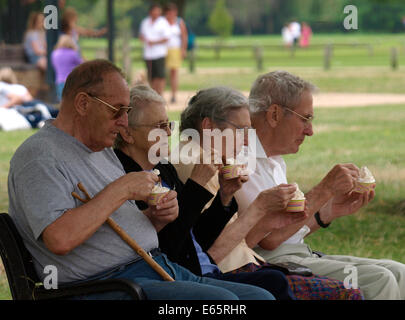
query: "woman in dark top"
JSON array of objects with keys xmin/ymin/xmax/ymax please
[{"xmin": 114, "ymin": 84, "xmax": 295, "ymax": 300}]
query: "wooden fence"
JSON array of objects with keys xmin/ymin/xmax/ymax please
[{"xmin": 81, "ymin": 41, "xmax": 402, "ymax": 79}]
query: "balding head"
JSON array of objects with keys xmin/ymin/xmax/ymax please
[{"xmin": 61, "ymin": 59, "xmax": 125, "ymax": 103}]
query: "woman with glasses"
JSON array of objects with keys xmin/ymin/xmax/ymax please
[{"xmin": 114, "ymin": 84, "xmax": 303, "ymax": 300}]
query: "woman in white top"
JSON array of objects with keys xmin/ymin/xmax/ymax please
[{"xmin": 164, "ymin": 3, "xmax": 187, "ymax": 104}]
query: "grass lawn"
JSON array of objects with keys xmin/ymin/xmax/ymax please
[{"xmin": 1, "ymin": 104, "xmax": 404, "ymax": 300}]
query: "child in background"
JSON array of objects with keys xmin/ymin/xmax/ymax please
[{"xmin": 51, "ymin": 35, "xmax": 83, "ymax": 102}]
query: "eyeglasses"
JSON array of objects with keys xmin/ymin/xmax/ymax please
[
  {"xmin": 135, "ymin": 121, "xmax": 176, "ymax": 131},
  {"xmin": 283, "ymin": 106, "xmax": 314, "ymax": 125},
  {"xmin": 86, "ymin": 93, "xmax": 132, "ymax": 119},
  {"xmin": 215, "ymin": 118, "xmax": 253, "ymax": 135}
]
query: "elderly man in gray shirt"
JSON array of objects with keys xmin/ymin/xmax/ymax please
[{"xmin": 7, "ymin": 59, "xmax": 274, "ymax": 300}]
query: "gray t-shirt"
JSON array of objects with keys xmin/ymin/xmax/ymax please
[{"xmin": 8, "ymin": 120, "xmax": 159, "ymax": 284}]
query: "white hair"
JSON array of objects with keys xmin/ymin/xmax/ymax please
[{"xmin": 248, "ymin": 70, "xmax": 317, "ymax": 114}]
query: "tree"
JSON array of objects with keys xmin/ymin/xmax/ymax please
[{"xmin": 207, "ymin": 0, "xmax": 233, "ymax": 39}]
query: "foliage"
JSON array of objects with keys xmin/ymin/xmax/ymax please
[{"xmin": 207, "ymin": 0, "xmax": 233, "ymax": 40}]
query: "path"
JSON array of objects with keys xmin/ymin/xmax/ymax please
[{"xmin": 164, "ymin": 91, "xmax": 405, "ymax": 111}]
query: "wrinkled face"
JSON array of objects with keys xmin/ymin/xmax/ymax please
[
  {"xmin": 83, "ymin": 72, "xmax": 130, "ymax": 151},
  {"xmin": 207, "ymin": 108, "xmax": 251, "ymax": 160},
  {"xmin": 274, "ymin": 90, "xmax": 314, "ymax": 155},
  {"xmin": 130, "ymin": 102, "xmax": 170, "ymax": 158}
]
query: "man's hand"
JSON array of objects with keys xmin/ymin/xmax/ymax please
[
  {"xmin": 218, "ymin": 166, "xmax": 249, "ymax": 206},
  {"xmin": 321, "ymin": 164, "xmax": 360, "ymax": 196},
  {"xmin": 320, "ymin": 186, "xmax": 376, "ymax": 223},
  {"xmin": 144, "ymin": 190, "xmax": 179, "ymax": 232},
  {"xmin": 119, "ymin": 171, "xmax": 159, "ymax": 202}
]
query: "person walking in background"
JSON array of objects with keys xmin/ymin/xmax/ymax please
[
  {"xmin": 299, "ymin": 22, "xmax": 312, "ymax": 48},
  {"xmin": 289, "ymin": 19, "xmax": 301, "ymax": 48},
  {"xmin": 281, "ymin": 23, "xmax": 293, "ymax": 48},
  {"xmin": 51, "ymin": 35, "xmax": 83, "ymax": 102},
  {"xmin": 60, "ymin": 7, "xmax": 107, "ymax": 53},
  {"xmin": 139, "ymin": 3, "xmax": 171, "ymax": 96},
  {"xmin": 23, "ymin": 12, "xmax": 47, "ymax": 72},
  {"xmin": 164, "ymin": 3, "xmax": 188, "ymax": 104}
]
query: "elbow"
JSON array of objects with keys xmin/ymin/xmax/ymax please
[
  {"xmin": 42, "ymin": 231, "xmax": 73, "ymax": 256},
  {"xmin": 258, "ymin": 238, "xmax": 280, "ymax": 251}
]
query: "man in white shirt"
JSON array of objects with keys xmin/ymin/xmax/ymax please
[
  {"xmin": 139, "ymin": 4, "xmax": 171, "ymax": 96},
  {"xmin": 235, "ymin": 70, "xmax": 405, "ymax": 300}
]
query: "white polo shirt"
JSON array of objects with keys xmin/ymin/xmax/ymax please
[
  {"xmin": 139, "ymin": 16, "xmax": 171, "ymax": 60},
  {"xmin": 234, "ymin": 132, "xmax": 310, "ymax": 245}
]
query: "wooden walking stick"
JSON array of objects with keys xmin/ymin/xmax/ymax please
[{"xmin": 72, "ymin": 182, "xmax": 174, "ymax": 282}]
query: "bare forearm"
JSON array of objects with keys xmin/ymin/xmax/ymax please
[
  {"xmin": 43, "ymin": 180, "xmax": 128, "ymax": 255},
  {"xmin": 250, "ymin": 180, "xmax": 333, "ymax": 250},
  {"xmin": 207, "ymin": 206, "xmax": 263, "ymax": 264}
]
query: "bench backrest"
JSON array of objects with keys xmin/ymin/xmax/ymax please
[{"xmin": 0, "ymin": 212, "xmax": 40, "ymax": 300}]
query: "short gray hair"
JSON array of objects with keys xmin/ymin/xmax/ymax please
[
  {"xmin": 248, "ymin": 70, "xmax": 317, "ymax": 115},
  {"xmin": 180, "ymin": 86, "xmax": 249, "ymax": 132},
  {"xmin": 114, "ymin": 84, "xmax": 165, "ymax": 149}
]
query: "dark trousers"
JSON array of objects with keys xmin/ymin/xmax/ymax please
[{"xmin": 205, "ymin": 268, "xmax": 296, "ymax": 300}]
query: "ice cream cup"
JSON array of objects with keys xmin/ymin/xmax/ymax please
[
  {"xmin": 286, "ymin": 199, "xmax": 306, "ymax": 213},
  {"xmin": 148, "ymin": 191, "xmax": 169, "ymax": 206},
  {"xmin": 221, "ymin": 165, "xmax": 242, "ymax": 180},
  {"xmin": 353, "ymin": 181, "xmax": 375, "ymax": 193}
]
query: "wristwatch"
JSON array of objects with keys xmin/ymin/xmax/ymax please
[{"xmin": 315, "ymin": 211, "xmax": 331, "ymax": 228}]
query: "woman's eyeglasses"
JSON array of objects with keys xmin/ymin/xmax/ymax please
[{"xmin": 134, "ymin": 121, "xmax": 176, "ymax": 131}]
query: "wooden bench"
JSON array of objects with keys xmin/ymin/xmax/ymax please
[{"xmin": 0, "ymin": 43, "xmax": 48, "ymax": 99}]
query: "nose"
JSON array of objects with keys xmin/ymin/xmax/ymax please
[
  {"xmin": 116, "ymin": 111, "xmax": 129, "ymax": 128},
  {"xmin": 304, "ymin": 122, "xmax": 313, "ymax": 136},
  {"xmin": 165, "ymin": 125, "xmax": 172, "ymax": 137}
]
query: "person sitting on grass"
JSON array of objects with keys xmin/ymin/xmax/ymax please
[
  {"xmin": 233, "ymin": 70, "xmax": 405, "ymax": 300},
  {"xmin": 0, "ymin": 67, "xmax": 58, "ymax": 128}
]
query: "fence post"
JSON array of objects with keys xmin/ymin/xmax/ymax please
[
  {"xmin": 324, "ymin": 44, "xmax": 332, "ymax": 70},
  {"xmin": 254, "ymin": 46, "xmax": 263, "ymax": 71},
  {"xmin": 390, "ymin": 47, "xmax": 398, "ymax": 70},
  {"xmin": 188, "ymin": 48, "xmax": 196, "ymax": 73},
  {"xmin": 122, "ymin": 31, "xmax": 132, "ymax": 83}
]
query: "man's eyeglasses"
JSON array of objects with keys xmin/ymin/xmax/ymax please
[
  {"xmin": 135, "ymin": 121, "xmax": 176, "ymax": 131},
  {"xmin": 283, "ymin": 106, "xmax": 314, "ymax": 125},
  {"xmin": 86, "ymin": 93, "xmax": 132, "ymax": 119}
]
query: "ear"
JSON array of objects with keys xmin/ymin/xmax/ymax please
[
  {"xmin": 74, "ymin": 92, "xmax": 90, "ymax": 116},
  {"xmin": 265, "ymin": 104, "xmax": 282, "ymax": 128},
  {"xmin": 119, "ymin": 126, "xmax": 135, "ymax": 144},
  {"xmin": 200, "ymin": 117, "xmax": 214, "ymax": 130}
]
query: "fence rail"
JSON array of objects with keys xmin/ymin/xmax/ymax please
[{"xmin": 81, "ymin": 41, "xmax": 401, "ymax": 76}]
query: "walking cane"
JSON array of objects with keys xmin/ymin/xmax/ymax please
[{"xmin": 72, "ymin": 182, "xmax": 174, "ymax": 282}]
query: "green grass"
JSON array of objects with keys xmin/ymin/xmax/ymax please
[
  {"xmin": 1, "ymin": 105, "xmax": 405, "ymax": 299},
  {"xmin": 79, "ymin": 33, "xmax": 405, "ymax": 94}
]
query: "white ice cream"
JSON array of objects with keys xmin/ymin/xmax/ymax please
[
  {"xmin": 357, "ymin": 166, "xmax": 375, "ymax": 183},
  {"xmin": 292, "ymin": 183, "xmax": 305, "ymax": 200},
  {"xmin": 151, "ymin": 184, "xmax": 170, "ymax": 194}
]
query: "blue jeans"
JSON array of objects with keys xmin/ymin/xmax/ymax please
[
  {"xmin": 71, "ymin": 253, "xmax": 275, "ymax": 300},
  {"xmin": 205, "ymin": 268, "xmax": 296, "ymax": 300}
]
